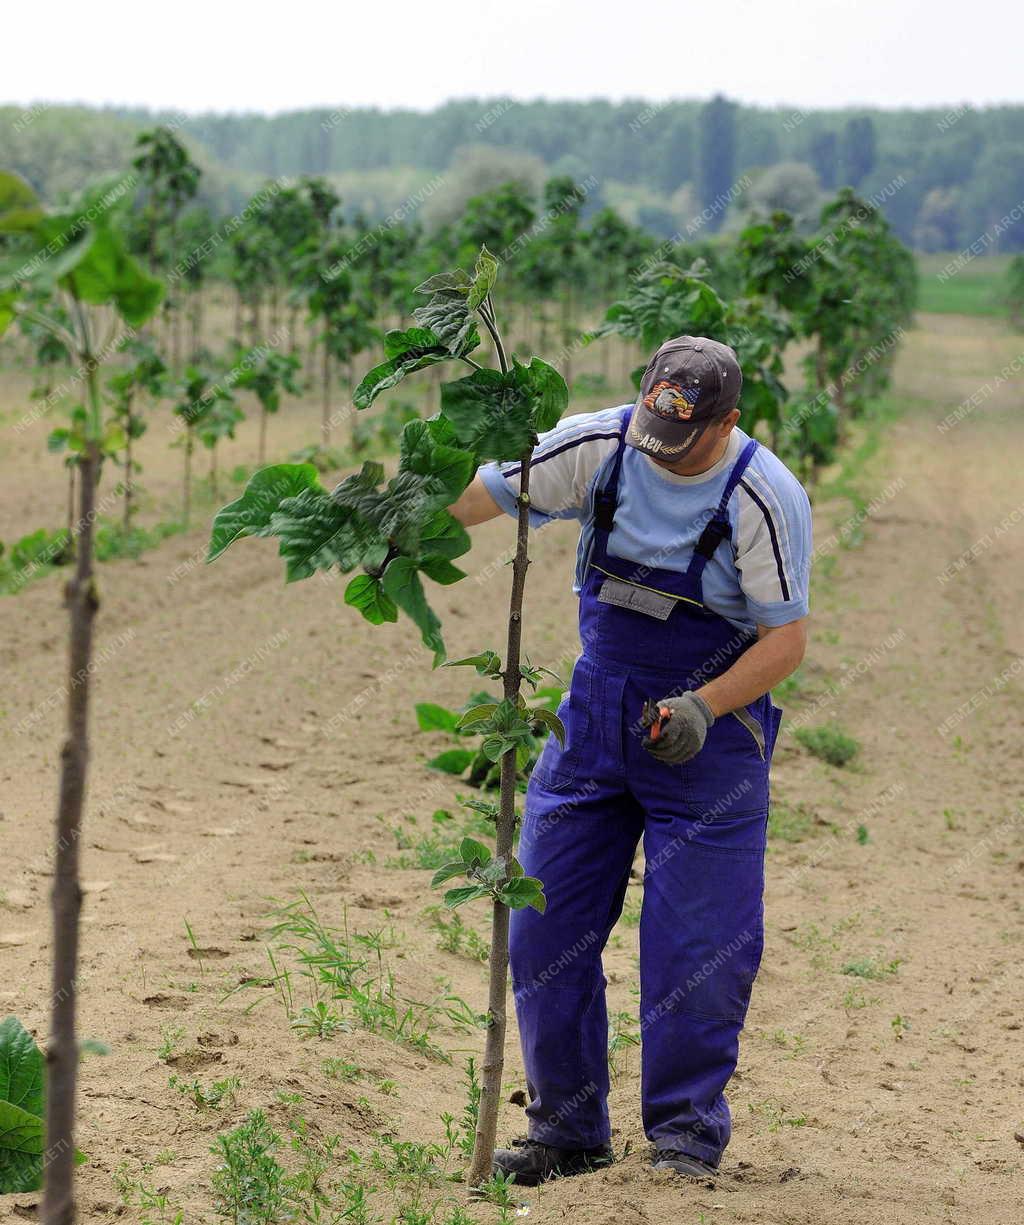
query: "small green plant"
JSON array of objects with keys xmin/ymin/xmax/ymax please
[
  {"xmin": 841, "ymin": 955, "xmax": 901, "ymax": 981},
  {"xmin": 290, "ymin": 1002, "xmax": 348, "ymax": 1040},
  {"xmin": 321, "ymin": 1058, "xmax": 362, "ymax": 1083},
  {"xmin": 157, "ymin": 1024, "xmax": 186, "ymax": 1062},
  {"xmin": 768, "ymin": 800, "xmax": 818, "ymax": 842},
  {"xmin": 211, "ymin": 1110, "xmax": 288, "ymax": 1225},
  {"xmin": 891, "ymin": 1014, "xmax": 911, "ymax": 1040},
  {"xmin": 426, "ymin": 908, "xmax": 490, "ymax": 963},
  {"xmin": 794, "ymin": 722, "xmax": 861, "ymax": 767},
  {"xmin": 169, "ymin": 1074, "xmax": 241, "ymax": 1110},
  {"xmin": 856, "ymin": 824, "xmax": 870, "ymax": 845},
  {"xmin": 608, "ymin": 1010, "xmax": 640, "ymax": 1079}
]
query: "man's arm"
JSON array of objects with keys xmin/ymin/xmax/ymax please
[
  {"xmin": 450, "ymin": 474, "xmax": 503, "ymax": 527},
  {"xmin": 695, "ymin": 618, "xmax": 807, "ymax": 717}
]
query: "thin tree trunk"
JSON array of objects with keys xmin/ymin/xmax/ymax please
[
  {"xmin": 123, "ymin": 411, "xmax": 133, "ymax": 533},
  {"xmin": 43, "ymin": 426, "xmax": 101, "ymax": 1225},
  {"xmin": 183, "ymin": 424, "xmax": 193, "ymax": 527},
  {"xmin": 211, "ymin": 444, "xmax": 219, "ymax": 498},
  {"xmin": 321, "ymin": 347, "xmax": 331, "ymax": 447},
  {"xmin": 259, "ymin": 407, "xmax": 268, "ymax": 466},
  {"xmin": 65, "ymin": 465, "xmax": 75, "ymax": 553},
  {"xmin": 467, "ymin": 308, "xmax": 534, "ymax": 1188}
]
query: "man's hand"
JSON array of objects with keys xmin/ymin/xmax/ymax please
[{"xmin": 643, "ymin": 692, "xmax": 715, "ymax": 765}]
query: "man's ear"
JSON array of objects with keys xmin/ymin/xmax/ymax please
[{"xmin": 719, "ymin": 408, "xmax": 741, "ymax": 436}]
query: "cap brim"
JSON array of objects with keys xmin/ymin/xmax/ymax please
[{"xmin": 625, "ymin": 402, "xmax": 713, "ymax": 461}]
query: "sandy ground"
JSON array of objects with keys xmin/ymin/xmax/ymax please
[{"xmin": 1, "ymin": 312, "xmax": 1023, "ymax": 1223}]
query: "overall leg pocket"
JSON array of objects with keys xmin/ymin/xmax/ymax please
[
  {"xmin": 529, "ymin": 656, "xmax": 593, "ymax": 792},
  {"xmin": 682, "ymin": 702, "xmax": 770, "ymax": 820}
]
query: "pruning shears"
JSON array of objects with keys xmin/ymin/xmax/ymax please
[{"xmin": 641, "ymin": 699, "xmax": 673, "ymax": 742}]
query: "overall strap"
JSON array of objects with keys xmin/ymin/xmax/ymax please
[
  {"xmin": 592, "ymin": 407, "xmax": 632, "ymax": 533},
  {"xmin": 685, "ymin": 437, "xmax": 759, "ymax": 579}
]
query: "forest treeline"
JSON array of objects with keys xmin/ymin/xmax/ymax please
[{"xmin": 3, "ymin": 95, "xmax": 1023, "ymax": 252}]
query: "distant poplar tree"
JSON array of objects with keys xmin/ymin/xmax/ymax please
[
  {"xmin": 697, "ymin": 94, "xmax": 738, "ymax": 228},
  {"xmin": 809, "ymin": 130, "xmax": 839, "ymax": 189},
  {"xmin": 840, "ymin": 116, "xmax": 877, "ymax": 187}
]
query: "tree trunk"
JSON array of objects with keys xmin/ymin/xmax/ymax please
[
  {"xmin": 65, "ymin": 465, "xmax": 76, "ymax": 559},
  {"xmin": 467, "ymin": 307, "xmax": 535, "ymax": 1188},
  {"xmin": 211, "ymin": 444, "xmax": 219, "ymax": 498},
  {"xmin": 259, "ymin": 407, "xmax": 268, "ymax": 466},
  {"xmin": 183, "ymin": 424, "xmax": 194, "ymax": 527},
  {"xmin": 123, "ymin": 410, "xmax": 133, "ymax": 534},
  {"xmin": 321, "ymin": 347, "xmax": 331, "ymax": 447},
  {"xmin": 42, "ymin": 426, "xmax": 101, "ymax": 1225}
]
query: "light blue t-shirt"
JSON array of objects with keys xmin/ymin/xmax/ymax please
[{"xmin": 479, "ymin": 404, "xmax": 812, "ymax": 633}]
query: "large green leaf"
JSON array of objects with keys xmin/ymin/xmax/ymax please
[
  {"xmin": 0, "ymin": 1100, "xmax": 44, "ymax": 1195},
  {"xmin": 271, "ymin": 487, "xmax": 374, "ymax": 581},
  {"xmin": 353, "ymin": 327, "xmax": 453, "ymax": 410},
  {"xmin": 440, "ymin": 359, "xmax": 567, "ymax": 462},
  {"xmin": 381, "ymin": 556, "xmax": 445, "ymax": 664},
  {"xmin": 413, "ymin": 273, "xmax": 479, "ymax": 355},
  {"xmin": 398, "ymin": 418, "xmax": 476, "ymax": 506},
  {"xmin": 466, "ymin": 246, "xmax": 499, "ymax": 312},
  {"xmin": 415, "ymin": 702, "xmax": 461, "ymax": 733},
  {"xmin": 0, "ymin": 1017, "xmax": 45, "ymax": 1118},
  {"xmin": 207, "ymin": 464, "xmax": 322, "ymax": 561},
  {"xmin": 66, "ymin": 222, "xmax": 163, "ymax": 326}
]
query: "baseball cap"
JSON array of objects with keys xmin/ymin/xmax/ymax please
[{"xmin": 626, "ymin": 335, "xmax": 743, "ymax": 460}]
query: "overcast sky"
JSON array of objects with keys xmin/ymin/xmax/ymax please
[{"xmin": 5, "ymin": 0, "xmax": 1019, "ymax": 114}]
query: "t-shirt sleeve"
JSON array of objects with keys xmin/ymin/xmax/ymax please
[
  {"xmin": 734, "ymin": 461, "xmax": 813, "ymax": 626},
  {"xmin": 478, "ymin": 408, "xmax": 624, "ymax": 528}
]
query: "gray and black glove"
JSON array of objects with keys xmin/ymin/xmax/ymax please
[{"xmin": 642, "ymin": 692, "xmax": 715, "ymax": 765}]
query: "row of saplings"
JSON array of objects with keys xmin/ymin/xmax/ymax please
[{"xmin": 0, "ymin": 157, "xmax": 914, "ymax": 1220}]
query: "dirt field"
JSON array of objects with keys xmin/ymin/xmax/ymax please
[{"xmin": 1, "ymin": 311, "xmax": 1023, "ymax": 1224}]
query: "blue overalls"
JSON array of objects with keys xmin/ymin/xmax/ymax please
[{"xmin": 510, "ymin": 408, "xmax": 783, "ymax": 1167}]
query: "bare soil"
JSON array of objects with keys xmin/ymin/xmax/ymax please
[{"xmin": 1, "ymin": 311, "xmax": 1023, "ymax": 1223}]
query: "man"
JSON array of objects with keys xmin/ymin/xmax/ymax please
[{"xmin": 451, "ymin": 336, "xmax": 812, "ymax": 1184}]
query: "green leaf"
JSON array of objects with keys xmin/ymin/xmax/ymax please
[
  {"xmin": 398, "ymin": 418, "xmax": 476, "ymax": 506},
  {"xmin": 418, "ymin": 510, "xmax": 471, "ymax": 563},
  {"xmin": 498, "ymin": 876, "xmax": 547, "ymax": 913},
  {"xmin": 445, "ymin": 650, "xmax": 502, "ymax": 678},
  {"xmin": 529, "ymin": 708, "xmax": 566, "ymax": 747},
  {"xmin": 466, "ymin": 245, "xmax": 499, "ymax": 312},
  {"xmin": 426, "ymin": 748, "xmax": 474, "ymax": 775},
  {"xmin": 207, "ymin": 464, "xmax": 321, "ymax": 561},
  {"xmin": 344, "ymin": 574, "xmax": 398, "ymax": 625},
  {"xmin": 517, "ymin": 357, "xmax": 569, "ymax": 434},
  {"xmin": 430, "ymin": 861, "xmax": 468, "ymax": 888},
  {"xmin": 440, "ymin": 368, "xmax": 534, "ymax": 461},
  {"xmin": 413, "ymin": 272, "xmax": 480, "ymax": 355},
  {"xmin": 460, "ymin": 797, "xmax": 500, "ymax": 821},
  {"xmin": 0, "ymin": 1017, "xmax": 45, "ymax": 1119},
  {"xmin": 0, "ymin": 171, "xmax": 43, "ymax": 233},
  {"xmin": 381, "ymin": 556, "xmax": 445, "ymax": 665},
  {"xmin": 66, "ymin": 223, "xmax": 164, "ymax": 326},
  {"xmin": 443, "ymin": 885, "xmax": 490, "ymax": 910},
  {"xmin": 0, "ymin": 1100, "xmax": 44, "ymax": 1195},
  {"xmin": 353, "ymin": 327, "xmax": 453, "ymax": 410},
  {"xmin": 272, "ymin": 487, "xmax": 375, "ymax": 581},
  {"xmin": 415, "ymin": 702, "xmax": 461, "ymax": 733},
  {"xmin": 419, "ymin": 557, "xmax": 466, "ymax": 586},
  {"xmin": 456, "ymin": 702, "xmax": 498, "ymax": 731},
  {"xmin": 459, "ymin": 837, "xmax": 492, "ymax": 868}
]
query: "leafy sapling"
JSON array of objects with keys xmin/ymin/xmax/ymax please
[{"xmin": 206, "ymin": 246, "xmax": 567, "ymax": 1184}]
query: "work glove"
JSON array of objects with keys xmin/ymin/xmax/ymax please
[{"xmin": 642, "ymin": 692, "xmax": 715, "ymax": 765}]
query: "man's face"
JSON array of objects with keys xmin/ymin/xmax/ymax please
[{"xmin": 649, "ymin": 408, "xmax": 740, "ymax": 474}]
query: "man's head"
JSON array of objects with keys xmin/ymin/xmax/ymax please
[{"xmin": 625, "ymin": 335, "xmax": 743, "ymax": 467}]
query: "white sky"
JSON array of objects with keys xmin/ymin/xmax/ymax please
[{"xmin": 6, "ymin": 0, "xmax": 1020, "ymax": 113}]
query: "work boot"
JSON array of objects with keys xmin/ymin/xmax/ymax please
[
  {"xmin": 491, "ymin": 1138, "xmax": 614, "ymax": 1185},
  {"xmin": 651, "ymin": 1150, "xmax": 719, "ymax": 1180}
]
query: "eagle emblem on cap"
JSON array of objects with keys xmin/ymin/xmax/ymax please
[{"xmin": 643, "ymin": 380, "xmax": 701, "ymax": 420}]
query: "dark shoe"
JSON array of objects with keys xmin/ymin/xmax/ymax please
[
  {"xmin": 651, "ymin": 1150, "xmax": 719, "ymax": 1180},
  {"xmin": 492, "ymin": 1138, "xmax": 614, "ymax": 1186}
]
